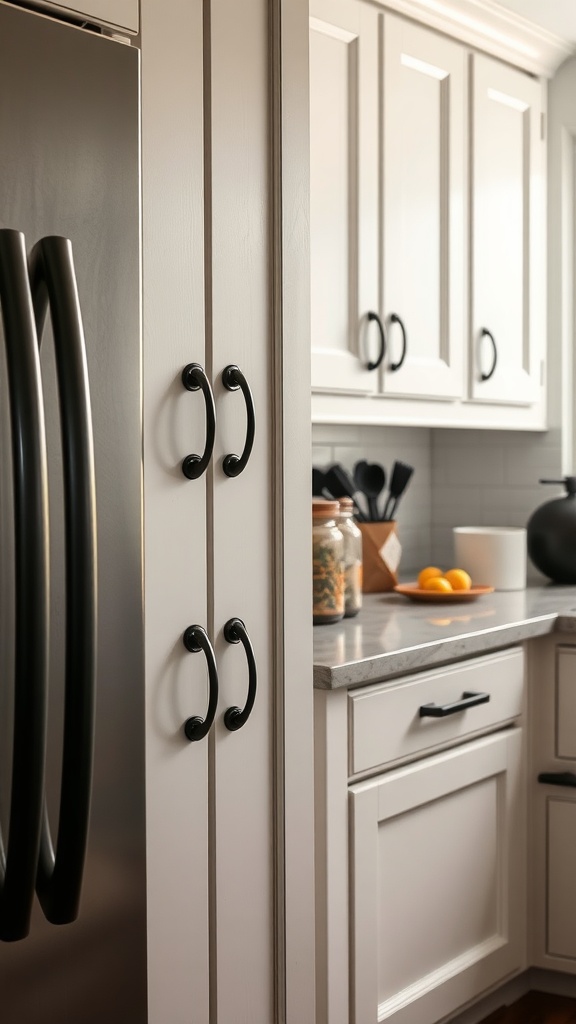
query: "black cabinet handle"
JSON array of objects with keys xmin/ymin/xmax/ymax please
[
  {"xmin": 183, "ymin": 625, "xmax": 219, "ymax": 741},
  {"xmin": 538, "ymin": 771, "xmax": 576, "ymax": 788},
  {"xmin": 419, "ymin": 690, "xmax": 490, "ymax": 718},
  {"xmin": 29, "ymin": 236, "xmax": 97, "ymax": 927},
  {"xmin": 389, "ymin": 313, "xmax": 407, "ymax": 372},
  {"xmin": 222, "ymin": 364, "xmax": 255, "ymax": 477},
  {"xmin": 366, "ymin": 311, "xmax": 386, "ymax": 371},
  {"xmin": 0, "ymin": 230, "xmax": 48, "ymax": 942},
  {"xmin": 479, "ymin": 327, "xmax": 497, "ymax": 381},
  {"xmin": 181, "ymin": 362, "xmax": 216, "ymax": 479},
  {"xmin": 223, "ymin": 618, "xmax": 257, "ymax": 732}
]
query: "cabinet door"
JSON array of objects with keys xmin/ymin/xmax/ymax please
[
  {"xmin": 531, "ymin": 642, "xmax": 576, "ymax": 972},
  {"xmin": 381, "ymin": 15, "xmax": 466, "ymax": 400},
  {"xmin": 470, "ymin": 54, "xmax": 545, "ymax": 406},
  {"xmin": 309, "ymin": 0, "xmax": 380, "ymax": 396},
  {"xmin": 350, "ymin": 729, "xmax": 526, "ymax": 1024}
]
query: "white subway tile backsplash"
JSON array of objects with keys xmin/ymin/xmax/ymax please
[{"xmin": 312, "ymin": 421, "xmax": 563, "ymax": 580}]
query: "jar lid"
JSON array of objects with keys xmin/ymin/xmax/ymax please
[
  {"xmin": 339, "ymin": 497, "xmax": 354, "ymax": 511},
  {"xmin": 312, "ymin": 499, "xmax": 339, "ymax": 518}
]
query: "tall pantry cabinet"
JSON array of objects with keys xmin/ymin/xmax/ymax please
[{"xmin": 140, "ymin": 2, "xmax": 315, "ymax": 1022}]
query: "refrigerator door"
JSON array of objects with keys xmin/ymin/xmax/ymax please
[{"xmin": 0, "ymin": 5, "xmax": 146, "ymax": 1022}]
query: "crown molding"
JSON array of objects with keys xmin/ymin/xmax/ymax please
[{"xmin": 371, "ymin": 0, "xmax": 574, "ymax": 77}]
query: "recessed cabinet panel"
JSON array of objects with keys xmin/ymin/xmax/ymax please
[
  {"xmin": 381, "ymin": 15, "xmax": 465, "ymax": 399},
  {"xmin": 470, "ymin": 54, "xmax": 544, "ymax": 405},
  {"xmin": 547, "ymin": 798, "xmax": 576, "ymax": 959},
  {"xmin": 557, "ymin": 648, "xmax": 576, "ymax": 759},
  {"xmin": 350, "ymin": 729, "xmax": 525, "ymax": 1024},
  {"xmin": 310, "ymin": 0, "xmax": 379, "ymax": 396}
]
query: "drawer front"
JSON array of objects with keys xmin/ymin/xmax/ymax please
[{"xmin": 349, "ymin": 647, "xmax": 524, "ymax": 776}]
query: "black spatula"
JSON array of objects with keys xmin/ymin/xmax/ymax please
[{"xmin": 382, "ymin": 461, "xmax": 414, "ymax": 521}]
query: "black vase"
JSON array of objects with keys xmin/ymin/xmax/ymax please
[{"xmin": 527, "ymin": 477, "xmax": 576, "ymax": 583}]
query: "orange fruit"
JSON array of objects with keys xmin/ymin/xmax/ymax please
[
  {"xmin": 444, "ymin": 568, "xmax": 472, "ymax": 591},
  {"xmin": 417, "ymin": 566, "xmax": 443, "ymax": 588},
  {"xmin": 422, "ymin": 576, "xmax": 453, "ymax": 592}
]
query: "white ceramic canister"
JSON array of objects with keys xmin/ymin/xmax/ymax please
[{"xmin": 453, "ymin": 526, "xmax": 527, "ymax": 591}]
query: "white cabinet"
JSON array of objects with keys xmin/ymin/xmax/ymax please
[
  {"xmin": 530, "ymin": 640, "xmax": 576, "ymax": 971},
  {"xmin": 350, "ymin": 730, "xmax": 525, "ymax": 1024},
  {"xmin": 470, "ymin": 54, "xmax": 545, "ymax": 407},
  {"xmin": 310, "ymin": 2, "xmax": 465, "ymax": 402},
  {"xmin": 315, "ymin": 648, "xmax": 527, "ymax": 1024},
  {"xmin": 380, "ymin": 14, "xmax": 465, "ymax": 400},
  {"xmin": 309, "ymin": 0, "xmax": 379, "ymax": 396},
  {"xmin": 310, "ymin": 1, "xmax": 547, "ymax": 429},
  {"xmin": 141, "ymin": 1, "xmax": 315, "ymax": 1022}
]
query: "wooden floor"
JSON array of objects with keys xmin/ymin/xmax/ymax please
[{"xmin": 479, "ymin": 992, "xmax": 576, "ymax": 1024}]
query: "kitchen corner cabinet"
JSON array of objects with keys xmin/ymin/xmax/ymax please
[
  {"xmin": 530, "ymin": 638, "xmax": 576, "ymax": 971},
  {"xmin": 315, "ymin": 649, "xmax": 527, "ymax": 1024},
  {"xmin": 310, "ymin": 0, "xmax": 547, "ymax": 430}
]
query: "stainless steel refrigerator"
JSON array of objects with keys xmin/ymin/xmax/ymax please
[{"xmin": 0, "ymin": 3, "xmax": 146, "ymax": 1020}]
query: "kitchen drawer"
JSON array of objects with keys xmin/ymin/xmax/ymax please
[{"xmin": 349, "ymin": 647, "xmax": 524, "ymax": 776}]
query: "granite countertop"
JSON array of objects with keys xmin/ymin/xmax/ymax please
[{"xmin": 313, "ymin": 585, "xmax": 576, "ymax": 690}]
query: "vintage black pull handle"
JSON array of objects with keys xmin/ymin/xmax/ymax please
[
  {"xmin": 29, "ymin": 236, "xmax": 97, "ymax": 927},
  {"xmin": 181, "ymin": 362, "xmax": 216, "ymax": 479},
  {"xmin": 0, "ymin": 230, "xmax": 48, "ymax": 942},
  {"xmin": 366, "ymin": 311, "xmax": 386, "ymax": 371},
  {"xmin": 480, "ymin": 327, "xmax": 497, "ymax": 381},
  {"xmin": 538, "ymin": 771, "xmax": 576, "ymax": 788},
  {"xmin": 389, "ymin": 313, "xmax": 407, "ymax": 372},
  {"xmin": 222, "ymin": 364, "xmax": 255, "ymax": 477},
  {"xmin": 183, "ymin": 625, "xmax": 219, "ymax": 741},
  {"xmin": 223, "ymin": 618, "xmax": 257, "ymax": 732},
  {"xmin": 419, "ymin": 690, "xmax": 490, "ymax": 718}
]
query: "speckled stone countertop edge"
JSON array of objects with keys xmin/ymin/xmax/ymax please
[{"xmin": 313, "ymin": 587, "xmax": 576, "ymax": 690}]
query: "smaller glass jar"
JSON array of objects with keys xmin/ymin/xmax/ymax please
[
  {"xmin": 337, "ymin": 498, "xmax": 363, "ymax": 617},
  {"xmin": 312, "ymin": 500, "xmax": 345, "ymax": 625}
]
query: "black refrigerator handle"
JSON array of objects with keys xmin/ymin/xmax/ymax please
[
  {"xmin": 0, "ymin": 229, "xmax": 49, "ymax": 942},
  {"xmin": 29, "ymin": 236, "xmax": 97, "ymax": 925}
]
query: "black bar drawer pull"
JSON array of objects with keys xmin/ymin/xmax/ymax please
[
  {"xmin": 419, "ymin": 690, "xmax": 490, "ymax": 718},
  {"xmin": 538, "ymin": 771, "xmax": 576, "ymax": 788}
]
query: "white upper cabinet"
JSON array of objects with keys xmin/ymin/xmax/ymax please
[
  {"xmin": 310, "ymin": 0, "xmax": 379, "ymax": 396},
  {"xmin": 470, "ymin": 54, "xmax": 545, "ymax": 406},
  {"xmin": 310, "ymin": 0, "xmax": 547, "ymax": 429},
  {"xmin": 380, "ymin": 14, "xmax": 465, "ymax": 399}
]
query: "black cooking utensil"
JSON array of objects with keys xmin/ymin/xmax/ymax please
[
  {"xmin": 353, "ymin": 460, "xmax": 386, "ymax": 522},
  {"xmin": 324, "ymin": 464, "xmax": 367, "ymax": 521},
  {"xmin": 313, "ymin": 466, "xmax": 331, "ymax": 498},
  {"xmin": 382, "ymin": 461, "xmax": 414, "ymax": 521}
]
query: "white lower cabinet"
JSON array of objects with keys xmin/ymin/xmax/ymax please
[
  {"xmin": 530, "ymin": 640, "xmax": 576, "ymax": 971},
  {"xmin": 350, "ymin": 729, "xmax": 525, "ymax": 1024},
  {"xmin": 315, "ymin": 648, "xmax": 527, "ymax": 1024}
]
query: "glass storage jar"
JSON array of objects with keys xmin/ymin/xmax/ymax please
[
  {"xmin": 312, "ymin": 499, "xmax": 345, "ymax": 625},
  {"xmin": 337, "ymin": 498, "xmax": 362, "ymax": 617}
]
